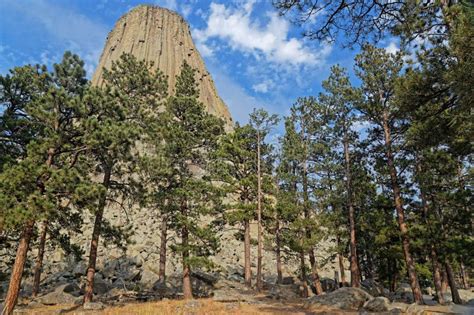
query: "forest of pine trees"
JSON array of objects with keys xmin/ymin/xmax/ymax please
[{"xmin": 1, "ymin": 1, "xmax": 473, "ymax": 314}]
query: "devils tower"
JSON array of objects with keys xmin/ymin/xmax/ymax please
[{"xmin": 92, "ymin": 5, "xmax": 232, "ymax": 125}]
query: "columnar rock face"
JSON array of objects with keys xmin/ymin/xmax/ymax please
[{"xmin": 92, "ymin": 5, "xmax": 233, "ymax": 125}]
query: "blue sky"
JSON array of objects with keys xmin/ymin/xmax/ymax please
[{"xmin": 0, "ymin": 0, "xmax": 397, "ymax": 127}]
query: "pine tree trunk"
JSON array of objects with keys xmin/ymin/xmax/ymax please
[
  {"xmin": 256, "ymin": 131, "xmax": 263, "ymax": 291},
  {"xmin": 158, "ymin": 216, "xmax": 168, "ymax": 283},
  {"xmin": 309, "ymin": 251, "xmax": 324, "ymax": 295},
  {"xmin": 302, "ymin": 153, "xmax": 322, "ymax": 294},
  {"xmin": 343, "ymin": 126, "xmax": 361, "ymax": 288},
  {"xmin": 299, "ymin": 250, "xmax": 309, "ymax": 298},
  {"xmin": 460, "ymin": 257, "xmax": 469, "ymax": 289},
  {"xmin": 32, "ymin": 220, "xmax": 48, "ymax": 297},
  {"xmin": 275, "ymin": 222, "xmax": 282, "ymax": 284},
  {"xmin": 2, "ymin": 220, "xmax": 35, "ymax": 315},
  {"xmin": 243, "ymin": 218, "xmax": 252, "ymax": 287},
  {"xmin": 180, "ymin": 200, "xmax": 193, "ymax": 300},
  {"xmin": 430, "ymin": 246, "xmax": 445, "ymax": 304},
  {"xmin": 182, "ymin": 223, "xmax": 193, "ymax": 299},
  {"xmin": 441, "ymin": 268, "xmax": 449, "ymax": 293},
  {"xmin": 445, "ymin": 261, "xmax": 462, "ymax": 304},
  {"xmin": 83, "ymin": 168, "xmax": 111, "ymax": 304},
  {"xmin": 336, "ymin": 236, "xmax": 347, "ymax": 286},
  {"xmin": 3, "ymin": 149, "xmax": 55, "ymax": 314},
  {"xmin": 416, "ymin": 161, "xmax": 445, "ymax": 304},
  {"xmin": 381, "ymin": 111, "xmax": 423, "ymax": 305}
]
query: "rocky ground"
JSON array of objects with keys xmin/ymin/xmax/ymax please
[{"xmin": 2, "ymin": 270, "xmax": 473, "ymax": 314}]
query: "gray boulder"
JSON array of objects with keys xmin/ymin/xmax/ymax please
[
  {"xmin": 212, "ymin": 280, "xmax": 255, "ymax": 302},
  {"xmin": 361, "ymin": 278, "xmax": 386, "ymax": 297},
  {"xmin": 304, "ymin": 287, "xmax": 373, "ymax": 311},
  {"xmin": 37, "ymin": 283, "xmax": 81, "ymax": 305},
  {"xmin": 152, "ymin": 281, "xmax": 179, "ymax": 298},
  {"xmin": 459, "ymin": 288, "xmax": 474, "ymax": 304},
  {"xmin": 268, "ymin": 284, "xmax": 300, "ymax": 300},
  {"xmin": 83, "ymin": 301, "xmax": 105, "ymax": 310},
  {"xmin": 389, "ymin": 282, "xmax": 416, "ymax": 303},
  {"xmin": 139, "ymin": 268, "xmax": 160, "ymax": 289},
  {"xmin": 363, "ymin": 296, "xmax": 390, "ymax": 312},
  {"xmin": 280, "ymin": 276, "xmax": 296, "ymax": 285},
  {"xmin": 192, "ymin": 271, "xmax": 219, "ymax": 286},
  {"xmin": 72, "ymin": 262, "xmax": 86, "ymax": 278},
  {"xmin": 93, "ymin": 275, "xmax": 110, "ymax": 295},
  {"xmin": 320, "ymin": 278, "xmax": 338, "ymax": 292}
]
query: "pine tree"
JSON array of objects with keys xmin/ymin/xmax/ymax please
[
  {"xmin": 82, "ymin": 53, "xmax": 168, "ymax": 303},
  {"xmin": 249, "ymin": 108, "xmax": 279, "ymax": 292},
  {"xmin": 213, "ymin": 123, "xmax": 258, "ymax": 287},
  {"xmin": 1, "ymin": 52, "xmax": 89, "ymax": 314},
  {"xmin": 319, "ymin": 65, "xmax": 362, "ymax": 287},
  {"xmin": 276, "ymin": 117, "xmax": 309, "ymax": 295},
  {"xmin": 162, "ymin": 61, "xmax": 225, "ymax": 299},
  {"xmin": 354, "ymin": 44, "xmax": 423, "ymax": 304}
]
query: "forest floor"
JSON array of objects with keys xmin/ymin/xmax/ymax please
[
  {"xmin": 12, "ymin": 295, "xmax": 474, "ymax": 315},
  {"xmin": 18, "ymin": 298, "xmax": 313, "ymax": 314}
]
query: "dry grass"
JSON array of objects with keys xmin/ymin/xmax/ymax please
[{"xmin": 20, "ymin": 298, "xmax": 326, "ymax": 314}]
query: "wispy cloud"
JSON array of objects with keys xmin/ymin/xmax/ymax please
[
  {"xmin": 193, "ymin": 1, "xmax": 331, "ymax": 67},
  {"xmin": 3, "ymin": 0, "xmax": 108, "ymax": 76}
]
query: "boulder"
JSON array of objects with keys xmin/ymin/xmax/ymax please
[
  {"xmin": 459, "ymin": 288, "xmax": 474, "ymax": 304},
  {"xmin": 93, "ymin": 276, "xmax": 110, "ymax": 295},
  {"xmin": 212, "ymin": 280, "xmax": 255, "ymax": 303},
  {"xmin": 192, "ymin": 271, "xmax": 219, "ymax": 286},
  {"xmin": 139, "ymin": 269, "xmax": 160, "ymax": 290},
  {"xmin": 72, "ymin": 262, "xmax": 87, "ymax": 278},
  {"xmin": 152, "ymin": 281, "xmax": 179, "ymax": 298},
  {"xmin": 83, "ymin": 301, "xmax": 105, "ymax": 310},
  {"xmin": 363, "ymin": 296, "xmax": 390, "ymax": 312},
  {"xmin": 280, "ymin": 276, "xmax": 296, "ymax": 285},
  {"xmin": 268, "ymin": 284, "xmax": 300, "ymax": 300},
  {"xmin": 37, "ymin": 283, "xmax": 81, "ymax": 305},
  {"xmin": 304, "ymin": 287, "xmax": 373, "ymax": 311},
  {"xmin": 361, "ymin": 278, "xmax": 386, "ymax": 297},
  {"xmin": 390, "ymin": 283, "xmax": 416, "ymax": 303},
  {"xmin": 320, "ymin": 278, "xmax": 338, "ymax": 292}
]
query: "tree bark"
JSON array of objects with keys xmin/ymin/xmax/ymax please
[
  {"xmin": 430, "ymin": 247, "xmax": 445, "ymax": 304},
  {"xmin": 445, "ymin": 261, "xmax": 462, "ymax": 304},
  {"xmin": 460, "ymin": 257, "xmax": 469, "ymax": 289},
  {"xmin": 244, "ymin": 218, "xmax": 252, "ymax": 287},
  {"xmin": 182, "ymin": 223, "xmax": 193, "ymax": 299},
  {"xmin": 301, "ymin": 143, "xmax": 322, "ymax": 295},
  {"xmin": 343, "ymin": 125, "xmax": 361, "ymax": 288},
  {"xmin": 3, "ymin": 148, "xmax": 55, "ymax": 314},
  {"xmin": 2, "ymin": 220, "xmax": 35, "ymax": 315},
  {"xmin": 381, "ymin": 111, "xmax": 423, "ymax": 305},
  {"xmin": 336, "ymin": 237, "xmax": 347, "ymax": 286},
  {"xmin": 158, "ymin": 216, "xmax": 168, "ymax": 283},
  {"xmin": 417, "ymin": 160, "xmax": 445, "ymax": 304},
  {"xmin": 256, "ymin": 131, "xmax": 263, "ymax": 291},
  {"xmin": 83, "ymin": 168, "xmax": 111, "ymax": 303},
  {"xmin": 309, "ymin": 251, "xmax": 324, "ymax": 295},
  {"xmin": 275, "ymin": 221, "xmax": 283, "ymax": 284},
  {"xmin": 180, "ymin": 200, "xmax": 193, "ymax": 300},
  {"xmin": 441, "ymin": 268, "xmax": 449, "ymax": 293},
  {"xmin": 32, "ymin": 220, "xmax": 48, "ymax": 297},
  {"xmin": 299, "ymin": 250, "xmax": 309, "ymax": 298}
]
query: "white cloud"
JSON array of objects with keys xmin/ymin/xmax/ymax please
[
  {"xmin": 385, "ymin": 41, "xmax": 399, "ymax": 55},
  {"xmin": 252, "ymin": 79, "xmax": 274, "ymax": 93},
  {"xmin": 194, "ymin": 2, "xmax": 330, "ymax": 66},
  {"xmin": 181, "ymin": 4, "xmax": 192, "ymax": 18}
]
